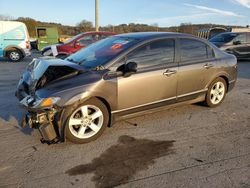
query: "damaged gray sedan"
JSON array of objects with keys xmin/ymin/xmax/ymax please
[{"xmin": 16, "ymin": 32, "xmax": 237, "ymax": 144}]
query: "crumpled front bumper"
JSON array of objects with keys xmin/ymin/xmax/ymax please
[
  {"xmin": 24, "ymin": 110, "xmax": 60, "ymax": 144},
  {"xmin": 18, "ymin": 94, "xmax": 62, "ymax": 144}
]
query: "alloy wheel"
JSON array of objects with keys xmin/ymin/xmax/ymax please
[
  {"xmin": 210, "ymin": 81, "xmax": 225, "ymax": 105},
  {"xmin": 68, "ymin": 105, "xmax": 104, "ymax": 139}
]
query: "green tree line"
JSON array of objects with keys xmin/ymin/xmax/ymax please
[{"xmin": 0, "ymin": 15, "xmax": 242, "ymax": 37}]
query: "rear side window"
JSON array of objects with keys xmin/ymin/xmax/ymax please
[
  {"xmin": 126, "ymin": 39, "xmax": 175, "ymax": 69},
  {"xmin": 180, "ymin": 39, "xmax": 214, "ymax": 63}
]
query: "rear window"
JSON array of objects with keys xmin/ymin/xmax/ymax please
[
  {"xmin": 126, "ymin": 39, "xmax": 175, "ymax": 69},
  {"xmin": 209, "ymin": 33, "xmax": 238, "ymax": 43},
  {"xmin": 180, "ymin": 39, "xmax": 214, "ymax": 63}
]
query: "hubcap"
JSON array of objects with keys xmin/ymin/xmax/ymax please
[
  {"xmin": 210, "ymin": 81, "xmax": 225, "ymax": 105},
  {"xmin": 9, "ymin": 52, "xmax": 20, "ymax": 61},
  {"xmin": 68, "ymin": 105, "xmax": 104, "ymax": 139}
]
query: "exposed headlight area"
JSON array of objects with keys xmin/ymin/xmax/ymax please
[{"xmin": 20, "ymin": 96, "xmax": 61, "ymax": 109}]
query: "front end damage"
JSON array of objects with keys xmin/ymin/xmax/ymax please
[
  {"xmin": 23, "ymin": 107, "xmax": 59, "ymax": 144},
  {"xmin": 16, "ymin": 57, "xmax": 83, "ymax": 144}
]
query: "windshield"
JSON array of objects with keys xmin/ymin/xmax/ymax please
[
  {"xmin": 66, "ymin": 36, "xmax": 139, "ymax": 68},
  {"xmin": 209, "ymin": 33, "xmax": 238, "ymax": 43},
  {"xmin": 64, "ymin": 33, "xmax": 85, "ymax": 44}
]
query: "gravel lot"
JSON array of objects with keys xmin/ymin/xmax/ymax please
[{"xmin": 0, "ymin": 53, "xmax": 249, "ymax": 188}]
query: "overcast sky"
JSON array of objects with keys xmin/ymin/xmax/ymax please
[{"xmin": 0, "ymin": 0, "xmax": 250, "ymax": 27}]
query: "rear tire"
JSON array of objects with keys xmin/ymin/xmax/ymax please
[
  {"xmin": 7, "ymin": 49, "xmax": 23, "ymax": 62},
  {"xmin": 65, "ymin": 98, "xmax": 109, "ymax": 144},
  {"xmin": 204, "ymin": 77, "xmax": 227, "ymax": 107}
]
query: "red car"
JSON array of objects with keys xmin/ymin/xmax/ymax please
[{"xmin": 41, "ymin": 31, "xmax": 115, "ymax": 58}]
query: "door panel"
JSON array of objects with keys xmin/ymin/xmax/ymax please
[
  {"xmin": 114, "ymin": 38, "xmax": 178, "ymax": 111},
  {"xmin": 177, "ymin": 38, "xmax": 216, "ymax": 98},
  {"xmin": 177, "ymin": 60, "xmax": 216, "ymax": 97},
  {"xmin": 117, "ymin": 67, "xmax": 178, "ymax": 110}
]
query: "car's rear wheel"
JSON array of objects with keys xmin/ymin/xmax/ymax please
[
  {"xmin": 7, "ymin": 49, "xmax": 23, "ymax": 62},
  {"xmin": 65, "ymin": 98, "xmax": 109, "ymax": 144},
  {"xmin": 205, "ymin": 77, "xmax": 227, "ymax": 107}
]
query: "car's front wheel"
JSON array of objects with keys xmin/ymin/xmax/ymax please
[
  {"xmin": 205, "ymin": 77, "xmax": 227, "ymax": 107},
  {"xmin": 65, "ymin": 98, "xmax": 109, "ymax": 144},
  {"xmin": 7, "ymin": 49, "xmax": 23, "ymax": 62}
]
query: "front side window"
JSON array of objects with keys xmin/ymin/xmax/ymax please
[
  {"xmin": 234, "ymin": 33, "xmax": 247, "ymax": 44},
  {"xmin": 125, "ymin": 39, "xmax": 175, "ymax": 69},
  {"xmin": 180, "ymin": 39, "xmax": 214, "ymax": 63}
]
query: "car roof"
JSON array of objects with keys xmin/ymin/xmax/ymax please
[
  {"xmin": 80, "ymin": 31, "xmax": 115, "ymax": 35},
  {"xmin": 115, "ymin": 32, "xmax": 191, "ymax": 40}
]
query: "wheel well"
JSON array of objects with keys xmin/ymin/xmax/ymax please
[
  {"xmin": 59, "ymin": 96, "xmax": 113, "ymax": 141},
  {"xmin": 219, "ymin": 76, "xmax": 229, "ymax": 92},
  {"xmin": 4, "ymin": 47, "xmax": 24, "ymax": 57},
  {"xmin": 95, "ymin": 96, "xmax": 112, "ymax": 127}
]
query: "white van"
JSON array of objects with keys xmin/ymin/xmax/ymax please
[{"xmin": 0, "ymin": 21, "xmax": 31, "ymax": 62}]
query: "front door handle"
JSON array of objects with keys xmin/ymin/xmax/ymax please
[
  {"xmin": 163, "ymin": 69, "xmax": 177, "ymax": 77},
  {"xmin": 204, "ymin": 63, "xmax": 214, "ymax": 69}
]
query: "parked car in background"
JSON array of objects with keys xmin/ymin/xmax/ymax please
[
  {"xmin": 0, "ymin": 21, "xmax": 31, "ymax": 62},
  {"xmin": 197, "ymin": 27, "xmax": 227, "ymax": 39},
  {"xmin": 41, "ymin": 31, "xmax": 115, "ymax": 58},
  {"xmin": 16, "ymin": 32, "xmax": 237, "ymax": 144},
  {"xmin": 36, "ymin": 26, "xmax": 59, "ymax": 51},
  {"xmin": 209, "ymin": 32, "xmax": 250, "ymax": 59}
]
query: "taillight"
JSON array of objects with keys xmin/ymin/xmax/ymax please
[{"xmin": 26, "ymin": 41, "xmax": 30, "ymax": 49}]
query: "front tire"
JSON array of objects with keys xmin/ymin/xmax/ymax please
[
  {"xmin": 7, "ymin": 49, "xmax": 23, "ymax": 62},
  {"xmin": 205, "ymin": 77, "xmax": 227, "ymax": 107},
  {"xmin": 65, "ymin": 98, "xmax": 109, "ymax": 144}
]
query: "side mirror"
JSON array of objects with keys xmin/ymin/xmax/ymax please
[
  {"xmin": 233, "ymin": 40, "xmax": 241, "ymax": 45},
  {"xmin": 123, "ymin": 62, "xmax": 137, "ymax": 77}
]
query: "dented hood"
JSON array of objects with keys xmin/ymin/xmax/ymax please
[{"xmin": 23, "ymin": 57, "xmax": 87, "ymax": 94}]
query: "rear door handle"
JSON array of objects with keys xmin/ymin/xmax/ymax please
[
  {"xmin": 204, "ymin": 63, "xmax": 214, "ymax": 69},
  {"xmin": 163, "ymin": 69, "xmax": 177, "ymax": 77}
]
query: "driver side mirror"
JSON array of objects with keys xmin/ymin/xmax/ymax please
[
  {"xmin": 117, "ymin": 62, "xmax": 138, "ymax": 77},
  {"xmin": 233, "ymin": 40, "xmax": 241, "ymax": 45}
]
